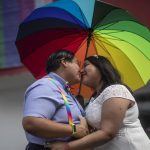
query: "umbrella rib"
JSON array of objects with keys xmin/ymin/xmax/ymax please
[
  {"xmin": 94, "ymin": 32, "xmax": 145, "ymax": 70},
  {"xmin": 99, "ymin": 30, "xmax": 150, "ymax": 56},
  {"xmin": 94, "ymin": 36, "xmax": 118, "ymax": 68},
  {"xmin": 94, "ymin": 34, "xmax": 120, "ymax": 49},
  {"xmin": 91, "ymin": 36, "xmax": 98, "ymax": 55},
  {"xmin": 98, "ymin": 33, "xmax": 150, "ymax": 61},
  {"xmin": 95, "ymin": 31, "xmax": 150, "ymax": 62},
  {"xmin": 96, "ymin": 20, "xmax": 150, "ymax": 41},
  {"xmin": 99, "ymin": 29, "xmax": 144, "ymax": 37},
  {"xmin": 77, "ymin": 37, "xmax": 89, "ymax": 51},
  {"xmin": 95, "ymin": 20, "xmax": 150, "ymax": 44},
  {"xmin": 73, "ymin": 1, "xmax": 90, "ymax": 29},
  {"xmin": 24, "ymin": 31, "xmax": 88, "ymax": 61},
  {"xmin": 94, "ymin": 33, "xmax": 150, "ymax": 83},
  {"xmin": 100, "ymin": 30, "xmax": 125, "ymax": 34},
  {"xmin": 95, "ymin": 20, "xmax": 138, "ymax": 31},
  {"xmin": 93, "ymin": 8, "xmax": 119, "ymax": 29},
  {"xmin": 95, "ymin": 28, "xmax": 149, "ymax": 43},
  {"xmin": 94, "ymin": 21, "xmax": 116, "ymax": 30},
  {"xmin": 48, "ymin": 30, "xmax": 88, "ymax": 41},
  {"xmin": 64, "ymin": 13, "xmax": 88, "ymax": 32},
  {"xmin": 54, "ymin": 3, "xmax": 89, "ymax": 31},
  {"xmin": 67, "ymin": 36, "xmax": 88, "ymax": 49},
  {"xmin": 26, "ymin": 34, "xmax": 87, "ymax": 62},
  {"xmin": 58, "ymin": 33, "xmax": 86, "ymax": 39},
  {"xmin": 94, "ymin": 35, "xmax": 113, "ymax": 56},
  {"xmin": 49, "ymin": 5, "xmax": 88, "ymax": 31},
  {"xmin": 94, "ymin": 31, "xmax": 123, "ymax": 41},
  {"xmin": 94, "ymin": 35, "xmax": 146, "ymax": 84},
  {"xmin": 95, "ymin": 33, "xmax": 150, "ymax": 64},
  {"xmin": 61, "ymin": 34, "xmax": 87, "ymax": 48}
]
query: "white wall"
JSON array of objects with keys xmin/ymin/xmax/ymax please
[{"xmin": 0, "ymin": 72, "xmax": 35, "ymax": 150}]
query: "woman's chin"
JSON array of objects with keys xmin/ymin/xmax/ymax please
[
  {"xmin": 82, "ymin": 77, "xmax": 91, "ymax": 86},
  {"xmin": 82, "ymin": 80, "xmax": 90, "ymax": 87}
]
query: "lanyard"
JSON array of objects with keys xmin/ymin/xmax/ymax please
[{"xmin": 48, "ymin": 78, "xmax": 74, "ymax": 126}]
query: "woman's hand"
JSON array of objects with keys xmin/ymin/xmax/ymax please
[
  {"xmin": 74, "ymin": 116, "xmax": 89, "ymax": 138},
  {"xmin": 45, "ymin": 142, "xmax": 69, "ymax": 150},
  {"xmin": 45, "ymin": 142, "xmax": 92, "ymax": 150},
  {"xmin": 45, "ymin": 117, "xmax": 89, "ymax": 149}
]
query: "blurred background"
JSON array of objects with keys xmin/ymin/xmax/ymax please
[
  {"xmin": 0, "ymin": 0, "xmax": 149, "ymax": 149},
  {"xmin": 0, "ymin": 0, "xmax": 54, "ymax": 149}
]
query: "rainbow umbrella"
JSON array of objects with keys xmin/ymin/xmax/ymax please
[{"xmin": 15, "ymin": 0, "xmax": 150, "ymax": 97}]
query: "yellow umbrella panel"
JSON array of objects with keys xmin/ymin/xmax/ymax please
[{"xmin": 93, "ymin": 29, "xmax": 150, "ymax": 90}]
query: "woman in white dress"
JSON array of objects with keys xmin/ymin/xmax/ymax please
[{"xmin": 50, "ymin": 55, "xmax": 150, "ymax": 150}]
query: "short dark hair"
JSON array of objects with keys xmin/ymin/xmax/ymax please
[
  {"xmin": 86, "ymin": 55, "xmax": 122, "ymax": 92},
  {"xmin": 46, "ymin": 49, "xmax": 74, "ymax": 73}
]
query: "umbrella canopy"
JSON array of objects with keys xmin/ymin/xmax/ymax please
[{"xmin": 15, "ymin": 0, "xmax": 150, "ymax": 98}]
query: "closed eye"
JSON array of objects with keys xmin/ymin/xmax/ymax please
[{"xmin": 83, "ymin": 63, "xmax": 89, "ymax": 68}]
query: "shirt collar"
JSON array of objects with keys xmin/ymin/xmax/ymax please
[{"xmin": 47, "ymin": 72, "xmax": 69, "ymax": 90}]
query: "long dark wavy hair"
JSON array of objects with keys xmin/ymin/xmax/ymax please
[{"xmin": 85, "ymin": 55, "xmax": 126, "ymax": 96}]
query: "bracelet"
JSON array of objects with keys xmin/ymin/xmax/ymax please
[{"xmin": 71, "ymin": 123, "xmax": 77, "ymax": 136}]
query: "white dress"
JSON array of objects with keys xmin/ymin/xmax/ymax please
[{"xmin": 85, "ymin": 84, "xmax": 150, "ymax": 150}]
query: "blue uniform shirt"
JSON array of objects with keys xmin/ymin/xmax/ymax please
[{"xmin": 23, "ymin": 72, "xmax": 85, "ymax": 145}]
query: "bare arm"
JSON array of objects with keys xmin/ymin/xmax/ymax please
[
  {"xmin": 23, "ymin": 116, "xmax": 88, "ymax": 139},
  {"xmin": 23, "ymin": 116, "xmax": 72, "ymax": 138},
  {"xmin": 67, "ymin": 97, "xmax": 131, "ymax": 150}
]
